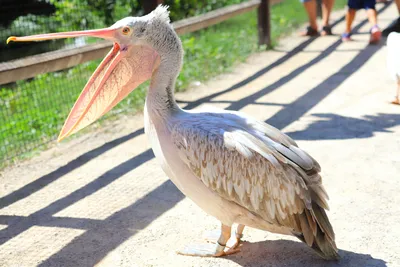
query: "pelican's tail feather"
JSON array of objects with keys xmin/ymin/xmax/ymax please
[{"xmin": 294, "ymin": 202, "xmax": 339, "ymax": 260}]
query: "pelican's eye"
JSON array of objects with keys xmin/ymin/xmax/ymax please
[{"xmin": 122, "ymin": 27, "xmax": 131, "ymax": 35}]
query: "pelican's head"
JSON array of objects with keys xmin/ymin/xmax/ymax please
[{"xmin": 7, "ymin": 5, "xmax": 180, "ymax": 141}]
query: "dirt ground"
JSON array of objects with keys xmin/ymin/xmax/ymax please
[{"xmin": 1, "ymin": 3, "xmax": 400, "ymax": 267}]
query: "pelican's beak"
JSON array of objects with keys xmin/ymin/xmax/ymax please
[
  {"xmin": 7, "ymin": 28, "xmax": 116, "ymax": 44},
  {"xmin": 8, "ymin": 28, "xmax": 159, "ymax": 142}
]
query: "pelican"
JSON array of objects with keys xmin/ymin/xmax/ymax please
[
  {"xmin": 8, "ymin": 5, "xmax": 339, "ymax": 260},
  {"xmin": 387, "ymin": 32, "xmax": 400, "ymax": 105}
]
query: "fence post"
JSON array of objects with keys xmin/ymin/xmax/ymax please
[
  {"xmin": 140, "ymin": 0, "xmax": 164, "ymax": 14},
  {"xmin": 257, "ymin": 0, "xmax": 271, "ymax": 48}
]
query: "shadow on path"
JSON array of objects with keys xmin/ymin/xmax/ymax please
[
  {"xmin": 39, "ymin": 180, "xmax": 183, "ymax": 267},
  {"xmin": 0, "ymin": 149, "xmax": 154, "ymax": 246},
  {"xmin": 228, "ymin": 240, "xmax": 386, "ymax": 267},
  {"xmin": 0, "ymin": 128, "xmax": 144, "ymax": 210},
  {"xmin": 266, "ymin": 44, "xmax": 382, "ymax": 129},
  {"xmin": 287, "ymin": 113, "xmax": 400, "ymax": 140}
]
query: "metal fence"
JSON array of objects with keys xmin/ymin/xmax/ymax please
[
  {"xmin": 0, "ymin": 1, "xmax": 125, "ymax": 163},
  {"xmin": 0, "ymin": 0, "xmax": 270, "ymax": 164},
  {"xmin": 1, "ymin": 1, "xmax": 100, "ymax": 61}
]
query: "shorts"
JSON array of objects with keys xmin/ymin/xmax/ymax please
[{"xmin": 348, "ymin": 0, "xmax": 376, "ymax": 10}]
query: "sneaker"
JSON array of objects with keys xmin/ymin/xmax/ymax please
[
  {"xmin": 299, "ymin": 26, "xmax": 319, "ymax": 37},
  {"xmin": 341, "ymin": 32, "xmax": 352, "ymax": 42},
  {"xmin": 321, "ymin": 25, "xmax": 333, "ymax": 36},
  {"xmin": 369, "ymin": 25, "xmax": 381, "ymax": 44},
  {"xmin": 382, "ymin": 17, "xmax": 400, "ymax": 37}
]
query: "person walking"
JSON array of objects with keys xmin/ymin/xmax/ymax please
[
  {"xmin": 299, "ymin": 0, "xmax": 335, "ymax": 36},
  {"xmin": 341, "ymin": 0, "xmax": 381, "ymax": 44}
]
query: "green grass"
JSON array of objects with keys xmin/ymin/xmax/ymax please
[{"xmin": 0, "ymin": 0, "xmax": 347, "ymax": 166}]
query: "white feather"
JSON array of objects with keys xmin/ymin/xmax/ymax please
[
  {"xmin": 387, "ymin": 32, "xmax": 400, "ymax": 82},
  {"xmin": 150, "ymin": 5, "xmax": 170, "ymax": 24}
]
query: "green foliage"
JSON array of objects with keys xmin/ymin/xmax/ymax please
[
  {"xmin": 164, "ymin": 0, "xmax": 247, "ymax": 21},
  {"xmin": 50, "ymin": 0, "xmax": 107, "ymax": 30},
  {"xmin": 49, "ymin": 0, "xmax": 249, "ymax": 27},
  {"xmin": 45, "ymin": 0, "xmax": 250, "ymax": 34},
  {"xmin": 177, "ymin": 10, "xmax": 258, "ymax": 91},
  {"xmin": 3, "ymin": 0, "xmax": 249, "ymax": 39}
]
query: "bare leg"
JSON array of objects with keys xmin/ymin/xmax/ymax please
[
  {"xmin": 366, "ymin": 8, "xmax": 378, "ymax": 26},
  {"xmin": 367, "ymin": 8, "xmax": 381, "ymax": 44},
  {"xmin": 305, "ymin": 0, "xmax": 318, "ymax": 29},
  {"xmin": 321, "ymin": 0, "xmax": 334, "ymax": 27},
  {"xmin": 300, "ymin": 0, "xmax": 318, "ymax": 34},
  {"xmin": 342, "ymin": 8, "xmax": 356, "ymax": 41},
  {"xmin": 396, "ymin": 0, "xmax": 400, "ymax": 13},
  {"xmin": 177, "ymin": 224, "xmax": 237, "ymax": 257},
  {"xmin": 345, "ymin": 9, "xmax": 356, "ymax": 34}
]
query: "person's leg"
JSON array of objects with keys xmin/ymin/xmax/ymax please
[
  {"xmin": 382, "ymin": 0, "xmax": 400, "ymax": 36},
  {"xmin": 342, "ymin": 7, "xmax": 356, "ymax": 41},
  {"xmin": 342, "ymin": 0, "xmax": 360, "ymax": 41},
  {"xmin": 365, "ymin": 0, "xmax": 378, "ymax": 26},
  {"xmin": 321, "ymin": 0, "xmax": 335, "ymax": 35},
  {"xmin": 345, "ymin": 8, "xmax": 357, "ymax": 33},
  {"xmin": 368, "ymin": 9, "xmax": 381, "ymax": 44},
  {"xmin": 299, "ymin": 0, "xmax": 319, "ymax": 36},
  {"xmin": 395, "ymin": 0, "xmax": 400, "ymax": 13},
  {"xmin": 322, "ymin": 0, "xmax": 334, "ymax": 26},
  {"xmin": 365, "ymin": 0, "xmax": 381, "ymax": 44},
  {"xmin": 366, "ymin": 8, "xmax": 378, "ymax": 26},
  {"xmin": 305, "ymin": 0, "xmax": 318, "ymax": 29}
]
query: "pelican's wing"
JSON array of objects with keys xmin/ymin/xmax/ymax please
[
  {"xmin": 172, "ymin": 111, "xmax": 338, "ymax": 259},
  {"xmin": 195, "ymin": 105, "xmax": 300, "ymax": 148}
]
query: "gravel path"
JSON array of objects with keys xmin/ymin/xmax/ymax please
[{"xmin": 1, "ymin": 3, "xmax": 399, "ymax": 267}]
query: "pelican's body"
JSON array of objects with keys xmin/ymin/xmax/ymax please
[
  {"xmin": 9, "ymin": 5, "xmax": 338, "ymax": 260},
  {"xmin": 140, "ymin": 8, "xmax": 337, "ymax": 259},
  {"xmin": 145, "ymin": 107, "xmax": 306, "ymax": 236},
  {"xmin": 145, "ymin": 97, "xmax": 337, "ymax": 259}
]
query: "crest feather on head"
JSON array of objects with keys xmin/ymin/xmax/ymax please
[{"xmin": 151, "ymin": 5, "xmax": 170, "ymax": 24}]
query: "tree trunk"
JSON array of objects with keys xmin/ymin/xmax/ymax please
[
  {"xmin": 257, "ymin": 0, "xmax": 271, "ymax": 48},
  {"xmin": 139, "ymin": 0, "xmax": 164, "ymax": 14}
]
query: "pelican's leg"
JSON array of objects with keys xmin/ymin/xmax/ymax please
[
  {"xmin": 227, "ymin": 224, "xmax": 245, "ymax": 251},
  {"xmin": 203, "ymin": 224, "xmax": 245, "ymax": 251},
  {"xmin": 392, "ymin": 80, "xmax": 400, "ymax": 105},
  {"xmin": 177, "ymin": 224, "xmax": 237, "ymax": 257}
]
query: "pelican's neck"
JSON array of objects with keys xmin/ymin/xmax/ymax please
[
  {"xmin": 146, "ymin": 32, "xmax": 183, "ymax": 117},
  {"xmin": 147, "ymin": 61, "xmax": 179, "ymax": 112}
]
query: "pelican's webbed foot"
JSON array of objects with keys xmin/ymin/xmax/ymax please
[
  {"xmin": 391, "ymin": 97, "xmax": 400, "ymax": 105},
  {"xmin": 177, "ymin": 242, "xmax": 228, "ymax": 257}
]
